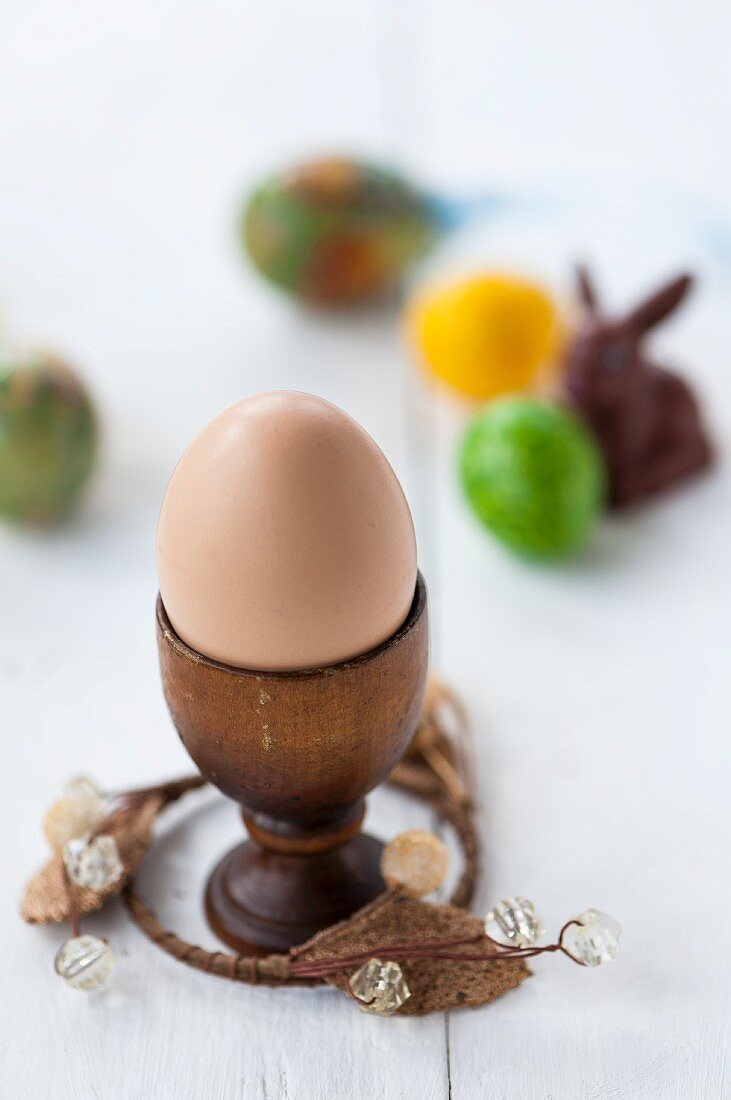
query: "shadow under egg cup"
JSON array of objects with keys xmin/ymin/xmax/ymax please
[{"xmin": 156, "ymin": 574, "xmax": 428, "ymax": 956}]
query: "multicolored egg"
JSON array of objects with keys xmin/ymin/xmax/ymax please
[
  {"xmin": 406, "ymin": 273, "xmax": 559, "ymax": 399},
  {"xmin": 459, "ymin": 396, "xmax": 604, "ymax": 559},
  {"xmin": 0, "ymin": 355, "xmax": 98, "ymax": 524},
  {"xmin": 242, "ymin": 157, "xmax": 437, "ymax": 305}
]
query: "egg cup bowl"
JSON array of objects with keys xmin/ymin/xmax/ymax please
[{"xmin": 156, "ymin": 573, "xmax": 428, "ymax": 955}]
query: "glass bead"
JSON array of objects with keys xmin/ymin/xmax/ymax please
[
  {"xmin": 349, "ymin": 958, "xmax": 411, "ymax": 1016},
  {"xmin": 55, "ymin": 935, "xmax": 116, "ymax": 991},
  {"xmin": 43, "ymin": 797, "xmax": 105, "ymax": 853},
  {"xmin": 484, "ymin": 896, "xmax": 544, "ymax": 948},
  {"xmin": 63, "ymin": 775, "xmax": 104, "ymax": 810},
  {"xmin": 63, "ymin": 834, "xmax": 123, "ymax": 891},
  {"xmin": 561, "ymin": 909, "xmax": 621, "ymax": 967},
  {"xmin": 380, "ymin": 830, "xmax": 449, "ymax": 897}
]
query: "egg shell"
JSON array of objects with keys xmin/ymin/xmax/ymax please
[
  {"xmin": 459, "ymin": 396, "xmax": 604, "ymax": 559},
  {"xmin": 242, "ymin": 157, "xmax": 437, "ymax": 304},
  {"xmin": 156, "ymin": 391, "xmax": 417, "ymax": 671},
  {"xmin": 406, "ymin": 273, "xmax": 559, "ymax": 399},
  {"xmin": 0, "ymin": 356, "xmax": 98, "ymax": 524}
]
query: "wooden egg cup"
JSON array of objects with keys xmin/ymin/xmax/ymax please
[{"xmin": 156, "ymin": 574, "xmax": 428, "ymax": 956}]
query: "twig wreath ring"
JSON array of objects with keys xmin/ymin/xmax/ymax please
[{"xmin": 22, "ymin": 681, "xmax": 621, "ymax": 1017}]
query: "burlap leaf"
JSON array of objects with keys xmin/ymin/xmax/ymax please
[
  {"xmin": 297, "ymin": 892, "xmax": 530, "ymax": 1015},
  {"xmin": 21, "ymin": 794, "xmax": 163, "ymax": 925}
]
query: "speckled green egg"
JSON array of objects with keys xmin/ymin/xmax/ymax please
[
  {"xmin": 0, "ymin": 356, "xmax": 98, "ymax": 524},
  {"xmin": 242, "ymin": 157, "xmax": 437, "ymax": 305},
  {"xmin": 460, "ymin": 396, "xmax": 604, "ymax": 559}
]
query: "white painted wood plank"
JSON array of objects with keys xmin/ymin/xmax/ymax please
[
  {"xmin": 0, "ymin": 3, "xmax": 450, "ymax": 1097},
  {"xmin": 420, "ymin": 201, "xmax": 731, "ymax": 1099}
]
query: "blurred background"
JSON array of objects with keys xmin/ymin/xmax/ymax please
[{"xmin": 2, "ymin": 3, "xmax": 730, "ymax": 1098}]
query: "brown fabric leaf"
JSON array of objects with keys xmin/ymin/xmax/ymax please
[
  {"xmin": 20, "ymin": 794, "xmax": 163, "ymax": 924},
  {"xmin": 297, "ymin": 891, "xmax": 530, "ymax": 1016}
]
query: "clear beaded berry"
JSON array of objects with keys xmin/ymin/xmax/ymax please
[
  {"xmin": 485, "ymin": 896, "xmax": 544, "ymax": 948},
  {"xmin": 63, "ymin": 834, "xmax": 123, "ymax": 891},
  {"xmin": 561, "ymin": 909, "xmax": 621, "ymax": 967},
  {"xmin": 43, "ymin": 775, "xmax": 106, "ymax": 854},
  {"xmin": 44, "ymin": 797, "xmax": 105, "ymax": 853},
  {"xmin": 380, "ymin": 829, "xmax": 449, "ymax": 897},
  {"xmin": 349, "ymin": 958, "xmax": 411, "ymax": 1016},
  {"xmin": 54, "ymin": 935, "xmax": 116, "ymax": 991}
]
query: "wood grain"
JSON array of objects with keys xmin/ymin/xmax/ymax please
[
  {"xmin": 156, "ymin": 577, "xmax": 429, "ymax": 952},
  {"xmin": 156, "ymin": 576, "xmax": 428, "ymax": 823}
]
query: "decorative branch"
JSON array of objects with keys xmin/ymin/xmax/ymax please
[{"xmin": 22, "ymin": 677, "xmax": 621, "ymax": 1015}]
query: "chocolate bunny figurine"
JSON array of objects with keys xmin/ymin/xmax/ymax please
[{"xmin": 563, "ymin": 267, "xmax": 714, "ymax": 507}]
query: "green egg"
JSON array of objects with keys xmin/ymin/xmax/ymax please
[
  {"xmin": 242, "ymin": 157, "xmax": 437, "ymax": 305},
  {"xmin": 0, "ymin": 356, "xmax": 98, "ymax": 524},
  {"xmin": 459, "ymin": 396, "xmax": 605, "ymax": 559}
]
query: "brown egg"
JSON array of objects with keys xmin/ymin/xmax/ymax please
[{"xmin": 156, "ymin": 391, "xmax": 417, "ymax": 671}]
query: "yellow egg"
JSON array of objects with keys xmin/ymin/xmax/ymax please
[{"xmin": 405, "ymin": 273, "xmax": 559, "ymax": 399}]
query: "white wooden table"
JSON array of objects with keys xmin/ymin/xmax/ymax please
[{"xmin": 2, "ymin": 3, "xmax": 730, "ymax": 1097}]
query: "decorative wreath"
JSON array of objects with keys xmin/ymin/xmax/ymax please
[{"xmin": 21, "ymin": 678, "xmax": 620, "ymax": 1017}]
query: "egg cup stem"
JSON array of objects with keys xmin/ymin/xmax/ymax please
[{"xmin": 204, "ymin": 831, "xmax": 386, "ymax": 956}]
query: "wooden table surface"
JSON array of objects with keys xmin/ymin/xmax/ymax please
[{"xmin": 2, "ymin": 3, "xmax": 730, "ymax": 1097}]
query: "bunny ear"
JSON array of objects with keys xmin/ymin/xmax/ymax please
[
  {"xmin": 575, "ymin": 264, "xmax": 599, "ymax": 313},
  {"xmin": 625, "ymin": 273, "xmax": 694, "ymax": 335}
]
